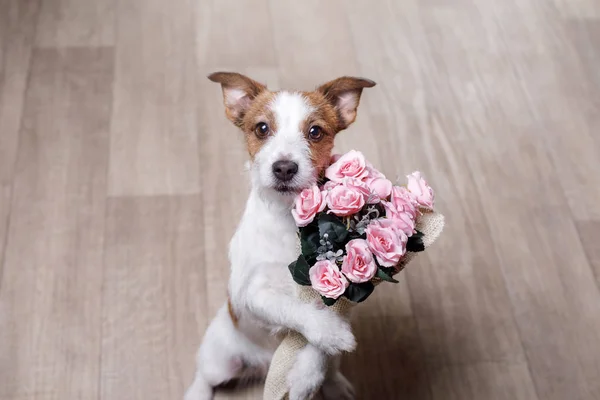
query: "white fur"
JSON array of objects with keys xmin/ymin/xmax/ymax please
[
  {"xmin": 253, "ymin": 92, "xmax": 316, "ymax": 192},
  {"xmin": 185, "ymin": 92, "xmax": 355, "ymax": 400}
]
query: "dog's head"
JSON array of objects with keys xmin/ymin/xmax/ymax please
[{"xmin": 209, "ymin": 72, "xmax": 375, "ymax": 195}]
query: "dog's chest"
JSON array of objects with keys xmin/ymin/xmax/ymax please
[
  {"xmin": 231, "ymin": 220, "xmax": 298, "ymax": 267},
  {"xmin": 229, "ymin": 194, "xmax": 300, "ymax": 270}
]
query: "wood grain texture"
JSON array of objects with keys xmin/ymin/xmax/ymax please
[
  {"xmin": 577, "ymin": 221, "xmax": 600, "ymax": 288},
  {"xmin": 344, "ymin": 316, "xmax": 432, "ymax": 400},
  {"xmin": 0, "ymin": 47, "xmax": 113, "ymax": 400},
  {"xmin": 108, "ymin": 0, "xmax": 199, "ymax": 196},
  {"xmin": 0, "ymin": 0, "xmax": 39, "ymax": 182},
  {"xmin": 100, "ymin": 195, "xmax": 206, "ymax": 400},
  {"xmin": 429, "ymin": 361, "xmax": 538, "ymax": 400},
  {"xmin": 451, "ymin": 56, "xmax": 600, "ymax": 400},
  {"xmin": 0, "ymin": 184, "xmax": 10, "ymax": 277},
  {"xmin": 1, "ymin": 0, "xmax": 600, "ymax": 399},
  {"xmin": 35, "ymin": 0, "xmax": 115, "ymax": 47},
  {"xmin": 196, "ymin": 0, "xmax": 277, "ymax": 68},
  {"xmin": 268, "ymin": 0, "xmax": 360, "ymax": 88}
]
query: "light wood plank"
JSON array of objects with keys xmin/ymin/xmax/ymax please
[
  {"xmin": 100, "ymin": 195, "xmax": 207, "ymax": 400},
  {"xmin": 0, "ymin": 0, "xmax": 39, "ymax": 183},
  {"xmin": 462, "ymin": 103, "xmax": 600, "ymax": 400},
  {"xmin": 108, "ymin": 0, "xmax": 199, "ymax": 196},
  {"xmin": 542, "ymin": 20, "xmax": 600, "ymax": 220},
  {"xmin": 554, "ymin": 0, "xmax": 599, "ymax": 18},
  {"xmin": 567, "ymin": 20, "xmax": 600, "ymax": 90},
  {"xmin": 576, "ymin": 221, "xmax": 600, "ymax": 289},
  {"xmin": 196, "ymin": 0, "xmax": 277, "ymax": 68},
  {"xmin": 432, "ymin": 37, "xmax": 600, "ymax": 400},
  {"xmin": 429, "ymin": 361, "xmax": 538, "ymax": 400},
  {"xmin": 0, "ymin": 184, "xmax": 10, "ymax": 278},
  {"xmin": 35, "ymin": 0, "xmax": 115, "ymax": 47},
  {"xmin": 344, "ymin": 316, "xmax": 432, "ymax": 399},
  {"xmin": 0, "ymin": 47, "xmax": 113, "ymax": 400},
  {"xmin": 268, "ymin": 0, "xmax": 360, "ymax": 88},
  {"xmin": 504, "ymin": 18, "xmax": 600, "ymax": 222}
]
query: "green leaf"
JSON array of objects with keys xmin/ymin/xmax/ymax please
[
  {"xmin": 288, "ymin": 255, "xmax": 311, "ymax": 286},
  {"xmin": 321, "ymin": 296, "xmax": 337, "ymax": 306},
  {"xmin": 376, "ymin": 267, "xmax": 399, "ymax": 283},
  {"xmin": 406, "ymin": 230, "xmax": 425, "ymax": 252},
  {"xmin": 343, "ymin": 281, "xmax": 375, "ymax": 303},
  {"xmin": 318, "ymin": 213, "xmax": 348, "ymax": 245},
  {"xmin": 299, "ymin": 221, "xmax": 320, "ymax": 262}
]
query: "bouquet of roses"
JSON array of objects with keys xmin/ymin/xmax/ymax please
[
  {"xmin": 264, "ymin": 150, "xmax": 445, "ymax": 400},
  {"xmin": 288, "ymin": 150, "xmax": 435, "ymax": 306}
]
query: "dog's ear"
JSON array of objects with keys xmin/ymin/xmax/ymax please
[
  {"xmin": 208, "ymin": 72, "xmax": 267, "ymax": 126},
  {"xmin": 316, "ymin": 77, "xmax": 376, "ymax": 130}
]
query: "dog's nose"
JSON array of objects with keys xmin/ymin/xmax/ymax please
[{"xmin": 272, "ymin": 160, "xmax": 298, "ymax": 182}]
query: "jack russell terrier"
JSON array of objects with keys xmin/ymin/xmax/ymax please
[{"xmin": 185, "ymin": 72, "xmax": 375, "ymax": 400}]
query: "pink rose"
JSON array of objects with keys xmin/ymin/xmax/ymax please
[
  {"xmin": 322, "ymin": 180, "xmax": 339, "ymax": 191},
  {"xmin": 330, "ymin": 153, "xmax": 342, "ymax": 163},
  {"xmin": 365, "ymin": 162, "xmax": 385, "ymax": 179},
  {"xmin": 366, "ymin": 219, "xmax": 408, "ymax": 267},
  {"xmin": 367, "ymin": 177, "xmax": 392, "ymax": 200},
  {"xmin": 362, "ymin": 162, "xmax": 391, "ymax": 200},
  {"xmin": 292, "ymin": 185, "xmax": 327, "ymax": 227},
  {"xmin": 309, "ymin": 260, "xmax": 349, "ymax": 299},
  {"xmin": 341, "ymin": 239, "xmax": 378, "ymax": 283},
  {"xmin": 381, "ymin": 201, "xmax": 416, "ymax": 236},
  {"xmin": 391, "ymin": 186, "xmax": 418, "ymax": 219},
  {"xmin": 342, "ymin": 178, "xmax": 375, "ymax": 203},
  {"xmin": 406, "ymin": 171, "xmax": 434, "ymax": 209},
  {"xmin": 325, "ymin": 150, "xmax": 368, "ymax": 182},
  {"xmin": 327, "ymin": 184, "xmax": 366, "ymax": 216}
]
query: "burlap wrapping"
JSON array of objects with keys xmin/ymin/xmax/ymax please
[{"xmin": 263, "ymin": 210, "xmax": 445, "ymax": 400}]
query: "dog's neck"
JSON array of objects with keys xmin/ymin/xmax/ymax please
[
  {"xmin": 247, "ymin": 186, "xmax": 296, "ymax": 220},
  {"xmin": 230, "ymin": 185, "xmax": 299, "ymax": 273}
]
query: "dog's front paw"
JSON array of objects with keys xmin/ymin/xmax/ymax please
[
  {"xmin": 302, "ymin": 311, "xmax": 356, "ymax": 355},
  {"xmin": 183, "ymin": 378, "xmax": 213, "ymax": 400},
  {"xmin": 287, "ymin": 345, "xmax": 326, "ymax": 400}
]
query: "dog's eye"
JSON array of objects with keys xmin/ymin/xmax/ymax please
[
  {"xmin": 255, "ymin": 122, "xmax": 270, "ymax": 138},
  {"xmin": 308, "ymin": 126, "xmax": 323, "ymax": 141}
]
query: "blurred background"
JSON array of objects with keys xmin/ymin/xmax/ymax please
[{"xmin": 1, "ymin": 0, "xmax": 599, "ymax": 399}]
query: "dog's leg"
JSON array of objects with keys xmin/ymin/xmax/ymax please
[
  {"xmin": 287, "ymin": 348, "xmax": 355, "ymax": 400},
  {"xmin": 248, "ymin": 286, "xmax": 356, "ymax": 355},
  {"xmin": 185, "ymin": 305, "xmax": 241, "ymax": 400},
  {"xmin": 287, "ymin": 344, "xmax": 327, "ymax": 400},
  {"xmin": 184, "ymin": 304, "xmax": 269, "ymax": 400}
]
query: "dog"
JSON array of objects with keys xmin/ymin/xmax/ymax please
[{"xmin": 184, "ymin": 72, "xmax": 375, "ymax": 400}]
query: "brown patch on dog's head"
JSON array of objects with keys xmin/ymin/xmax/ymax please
[
  {"xmin": 238, "ymin": 91, "xmax": 278, "ymax": 159},
  {"xmin": 315, "ymin": 76, "xmax": 376, "ymax": 130},
  {"xmin": 208, "ymin": 72, "xmax": 266, "ymax": 126},
  {"xmin": 298, "ymin": 91, "xmax": 339, "ymax": 175},
  {"xmin": 300, "ymin": 76, "xmax": 376, "ymax": 174},
  {"xmin": 208, "ymin": 72, "xmax": 275, "ymax": 159}
]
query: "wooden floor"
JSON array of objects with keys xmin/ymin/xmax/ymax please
[{"xmin": 1, "ymin": 0, "xmax": 599, "ymax": 399}]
